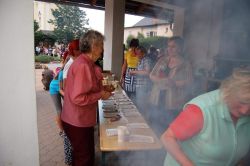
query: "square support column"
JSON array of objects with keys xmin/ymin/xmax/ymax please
[
  {"xmin": 104, "ymin": 0, "xmax": 125, "ymax": 78},
  {"xmin": 173, "ymin": 8, "xmax": 185, "ymax": 36},
  {"xmin": 0, "ymin": 0, "xmax": 39, "ymax": 165}
]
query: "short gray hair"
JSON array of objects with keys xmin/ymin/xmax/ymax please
[
  {"xmin": 220, "ymin": 67, "xmax": 250, "ymax": 104},
  {"xmin": 79, "ymin": 30, "xmax": 104, "ymax": 53}
]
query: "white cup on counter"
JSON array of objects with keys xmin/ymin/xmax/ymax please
[{"xmin": 117, "ymin": 126, "xmax": 130, "ymax": 143}]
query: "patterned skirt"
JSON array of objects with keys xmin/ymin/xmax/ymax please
[
  {"xmin": 61, "ymin": 132, "xmax": 73, "ymax": 165},
  {"xmin": 124, "ymin": 67, "xmax": 137, "ymax": 93}
]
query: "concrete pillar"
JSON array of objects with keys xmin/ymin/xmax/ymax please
[
  {"xmin": 173, "ymin": 8, "xmax": 185, "ymax": 36},
  {"xmin": 0, "ymin": 0, "xmax": 39, "ymax": 165},
  {"xmin": 104, "ymin": 0, "xmax": 125, "ymax": 78}
]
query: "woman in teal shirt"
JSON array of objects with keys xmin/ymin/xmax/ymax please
[{"xmin": 161, "ymin": 68, "xmax": 250, "ymax": 166}]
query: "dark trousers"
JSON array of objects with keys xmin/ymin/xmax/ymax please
[{"xmin": 62, "ymin": 121, "xmax": 95, "ymax": 166}]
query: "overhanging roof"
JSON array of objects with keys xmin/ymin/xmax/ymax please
[
  {"xmin": 133, "ymin": 17, "xmax": 170, "ymax": 27},
  {"xmin": 36, "ymin": 0, "xmax": 188, "ymax": 23}
]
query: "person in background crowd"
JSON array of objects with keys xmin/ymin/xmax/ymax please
[
  {"xmin": 147, "ymin": 45, "xmax": 158, "ymax": 67},
  {"xmin": 49, "ymin": 67, "xmax": 63, "ymax": 132},
  {"xmin": 130, "ymin": 46, "xmax": 153, "ymax": 119},
  {"xmin": 49, "ymin": 65, "xmax": 73, "ymax": 165},
  {"xmin": 62, "ymin": 49, "xmax": 69, "ymax": 64},
  {"xmin": 62, "ymin": 39, "xmax": 81, "ymax": 90},
  {"xmin": 157, "ymin": 48, "xmax": 166, "ymax": 60},
  {"xmin": 149, "ymin": 36, "xmax": 192, "ymax": 134},
  {"xmin": 61, "ymin": 30, "xmax": 112, "ymax": 166},
  {"xmin": 48, "ymin": 45, "xmax": 53, "ymax": 56},
  {"xmin": 41, "ymin": 66, "xmax": 54, "ymax": 91},
  {"xmin": 161, "ymin": 67, "xmax": 250, "ymax": 166},
  {"xmin": 43, "ymin": 46, "xmax": 48, "ymax": 55},
  {"xmin": 60, "ymin": 44, "xmax": 66, "ymax": 58},
  {"xmin": 35, "ymin": 45, "xmax": 40, "ymax": 55},
  {"xmin": 59, "ymin": 56, "xmax": 70, "ymax": 97},
  {"xmin": 40, "ymin": 46, "xmax": 44, "ymax": 55},
  {"xmin": 120, "ymin": 38, "xmax": 139, "ymax": 100}
]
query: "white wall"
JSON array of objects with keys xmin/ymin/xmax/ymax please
[
  {"xmin": 33, "ymin": 1, "xmax": 56, "ymax": 31},
  {"xmin": 0, "ymin": 0, "xmax": 39, "ymax": 165},
  {"xmin": 124, "ymin": 27, "xmax": 142, "ymax": 42},
  {"xmin": 157, "ymin": 24, "xmax": 173, "ymax": 37}
]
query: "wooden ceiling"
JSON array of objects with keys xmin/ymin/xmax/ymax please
[{"xmin": 37, "ymin": 0, "xmax": 189, "ymax": 23}]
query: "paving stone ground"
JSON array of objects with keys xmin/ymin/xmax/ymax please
[{"xmin": 36, "ymin": 69, "xmax": 68, "ymax": 166}]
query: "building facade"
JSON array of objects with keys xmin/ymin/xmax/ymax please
[
  {"xmin": 34, "ymin": 1, "xmax": 56, "ymax": 31},
  {"xmin": 124, "ymin": 17, "xmax": 173, "ymax": 42}
]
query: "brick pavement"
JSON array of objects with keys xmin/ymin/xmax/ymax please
[{"xmin": 36, "ymin": 69, "xmax": 68, "ymax": 166}]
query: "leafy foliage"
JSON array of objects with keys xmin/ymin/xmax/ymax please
[
  {"xmin": 34, "ymin": 20, "xmax": 43, "ymax": 46},
  {"xmin": 35, "ymin": 55, "xmax": 60, "ymax": 63},
  {"xmin": 137, "ymin": 32, "xmax": 145, "ymax": 41},
  {"xmin": 140, "ymin": 36, "xmax": 168, "ymax": 50},
  {"xmin": 48, "ymin": 4, "xmax": 89, "ymax": 42},
  {"xmin": 34, "ymin": 20, "xmax": 39, "ymax": 32},
  {"xmin": 34, "ymin": 20, "xmax": 56, "ymax": 47},
  {"xmin": 125, "ymin": 32, "xmax": 168, "ymax": 50}
]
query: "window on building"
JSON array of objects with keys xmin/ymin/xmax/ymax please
[
  {"xmin": 150, "ymin": 31, "xmax": 157, "ymax": 37},
  {"xmin": 150, "ymin": 31, "xmax": 154, "ymax": 37},
  {"xmin": 166, "ymin": 27, "xmax": 168, "ymax": 33},
  {"xmin": 147, "ymin": 31, "xmax": 157, "ymax": 37}
]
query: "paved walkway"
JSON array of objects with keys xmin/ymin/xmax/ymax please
[{"xmin": 36, "ymin": 69, "xmax": 67, "ymax": 166}]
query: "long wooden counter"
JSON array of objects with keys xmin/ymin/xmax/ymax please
[{"xmin": 98, "ymin": 87, "xmax": 162, "ymax": 165}]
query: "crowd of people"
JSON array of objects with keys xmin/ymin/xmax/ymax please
[
  {"xmin": 35, "ymin": 42, "xmax": 67, "ymax": 57},
  {"xmin": 44, "ymin": 29, "xmax": 250, "ymax": 166},
  {"xmin": 120, "ymin": 36, "xmax": 193, "ymax": 134},
  {"xmin": 120, "ymin": 36, "xmax": 250, "ymax": 166}
]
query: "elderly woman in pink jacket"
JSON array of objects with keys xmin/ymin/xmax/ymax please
[{"xmin": 61, "ymin": 30, "xmax": 112, "ymax": 166}]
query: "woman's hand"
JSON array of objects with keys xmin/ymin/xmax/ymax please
[
  {"xmin": 101, "ymin": 90, "xmax": 112, "ymax": 100},
  {"xmin": 120, "ymin": 77, "xmax": 124, "ymax": 87}
]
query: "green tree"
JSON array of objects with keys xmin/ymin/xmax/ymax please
[
  {"xmin": 137, "ymin": 32, "xmax": 144, "ymax": 40},
  {"xmin": 126, "ymin": 34, "xmax": 135, "ymax": 49},
  {"xmin": 34, "ymin": 20, "xmax": 56, "ymax": 48},
  {"xmin": 140, "ymin": 36, "xmax": 168, "ymax": 50},
  {"xmin": 48, "ymin": 4, "xmax": 89, "ymax": 42},
  {"xmin": 34, "ymin": 20, "xmax": 39, "ymax": 32},
  {"xmin": 34, "ymin": 20, "xmax": 43, "ymax": 47}
]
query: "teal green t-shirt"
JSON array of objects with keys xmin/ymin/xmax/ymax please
[
  {"xmin": 164, "ymin": 90, "xmax": 250, "ymax": 166},
  {"xmin": 49, "ymin": 71, "xmax": 63, "ymax": 95}
]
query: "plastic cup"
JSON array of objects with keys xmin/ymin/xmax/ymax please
[{"xmin": 117, "ymin": 126, "xmax": 129, "ymax": 143}]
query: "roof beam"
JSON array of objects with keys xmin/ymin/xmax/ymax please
[
  {"xmin": 89, "ymin": 0, "xmax": 97, "ymax": 6},
  {"xmin": 130, "ymin": 0, "xmax": 184, "ymax": 11},
  {"xmin": 136, "ymin": 3, "xmax": 147, "ymax": 14}
]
